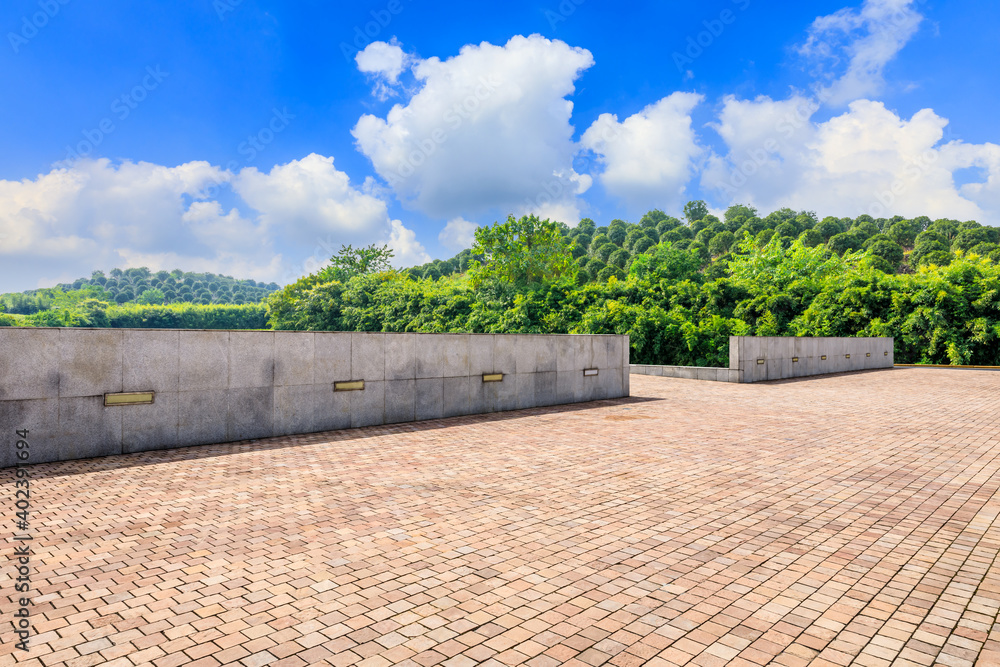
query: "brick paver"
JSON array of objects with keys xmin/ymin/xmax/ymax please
[{"xmin": 3, "ymin": 368, "xmax": 1000, "ymax": 666}]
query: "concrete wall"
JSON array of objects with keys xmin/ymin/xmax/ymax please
[
  {"xmin": 630, "ymin": 365, "xmax": 740, "ymax": 383},
  {"xmin": 732, "ymin": 336, "xmax": 893, "ymax": 383},
  {"xmin": 0, "ymin": 329, "xmax": 629, "ymax": 467},
  {"xmin": 630, "ymin": 336, "xmax": 893, "ymax": 383}
]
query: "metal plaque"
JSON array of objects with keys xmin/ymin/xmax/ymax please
[
  {"xmin": 334, "ymin": 380, "xmax": 365, "ymax": 392},
  {"xmin": 104, "ymin": 391, "xmax": 155, "ymax": 406}
]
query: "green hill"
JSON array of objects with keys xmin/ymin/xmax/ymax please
[{"xmin": 2, "ymin": 267, "xmax": 279, "ymax": 314}]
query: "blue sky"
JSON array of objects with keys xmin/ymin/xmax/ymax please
[{"xmin": 1, "ymin": 0, "xmax": 998, "ymax": 290}]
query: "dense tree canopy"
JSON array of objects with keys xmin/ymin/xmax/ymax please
[
  {"xmin": 468, "ymin": 215, "xmax": 576, "ymax": 288},
  {"xmin": 1, "ymin": 268, "xmax": 278, "ymax": 314},
  {"xmin": 259, "ymin": 204, "xmax": 1000, "ymax": 366},
  {"xmin": 5, "ymin": 203, "xmax": 1000, "ymax": 367}
]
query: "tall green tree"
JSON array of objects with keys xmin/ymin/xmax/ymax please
[
  {"xmin": 318, "ymin": 244, "xmax": 395, "ymax": 282},
  {"xmin": 468, "ymin": 215, "xmax": 577, "ymax": 288},
  {"xmin": 683, "ymin": 200, "xmax": 709, "ymax": 223}
]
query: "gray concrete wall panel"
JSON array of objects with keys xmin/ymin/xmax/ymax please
[{"xmin": 1, "ymin": 330, "xmax": 628, "ymax": 466}]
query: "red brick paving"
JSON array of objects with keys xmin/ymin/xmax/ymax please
[{"xmin": 3, "ymin": 368, "xmax": 1000, "ymax": 666}]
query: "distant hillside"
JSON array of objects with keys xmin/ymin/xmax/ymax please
[{"xmin": 1, "ymin": 267, "xmax": 279, "ymax": 314}]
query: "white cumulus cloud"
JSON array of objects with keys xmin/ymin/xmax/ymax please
[
  {"xmin": 233, "ymin": 153, "xmax": 390, "ymax": 245},
  {"xmin": 701, "ymin": 96, "xmax": 1000, "ymax": 224},
  {"xmin": 387, "ymin": 218, "xmax": 431, "ymax": 266},
  {"xmin": 438, "ymin": 217, "xmax": 478, "ymax": 252},
  {"xmin": 356, "ymin": 39, "xmax": 409, "ymax": 83},
  {"xmin": 0, "ymin": 155, "xmax": 429, "ymax": 290},
  {"xmin": 352, "ymin": 34, "xmax": 594, "ymax": 225},
  {"xmin": 581, "ymin": 92, "xmax": 704, "ymax": 214},
  {"xmin": 800, "ymin": 0, "xmax": 923, "ymax": 106},
  {"xmin": 356, "ymin": 39, "xmax": 411, "ymax": 99}
]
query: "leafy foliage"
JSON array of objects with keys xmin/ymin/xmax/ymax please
[
  {"xmin": 468, "ymin": 215, "xmax": 577, "ymax": 288},
  {"xmin": 317, "ymin": 244, "xmax": 395, "ymax": 282},
  {"xmin": 265, "ymin": 205, "xmax": 1000, "ymax": 367},
  {"xmin": 14, "ymin": 302, "xmax": 269, "ymax": 329},
  {"xmin": 8, "ymin": 203, "xmax": 1000, "ymax": 367},
  {"xmin": 1, "ymin": 268, "xmax": 279, "ymax": 312}
]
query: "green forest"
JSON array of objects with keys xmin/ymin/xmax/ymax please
[
  {"xmin": 5, "ymin": 202, "xmax": 1000, "ymax": 366},
  {"xmin": 0, "ymin": 267, "xmax": 279, "ymax": 315}
]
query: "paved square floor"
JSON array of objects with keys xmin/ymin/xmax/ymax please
[{"xmin": 3, "ymin": 368, "xmax": 1000, "ymax": 667}]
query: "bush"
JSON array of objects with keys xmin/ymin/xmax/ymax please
[
  {"xmin": 107, "ymin": 303, "xmax": 270, "ymax": 329},
  {"xmin": 595, "ymin": 243, "xmax": 617, "ymax": 262},
  {"xmin": 689, "ymin": 241, "xmax": 710, "ymax": 264},
  {"xmin": 708, "ymin": 231, "xmax": 735, "ymax": 256},
  {"xmin": 798, "ymin": 229, "xmax": 823, "ymax": 248},
  {"xmin": 916, "ymin": 250, "xmax": 953, "ymax": 267},
  {"xmin": 867, "ymin": 239, "xmax": 905, "ymax": 270},
  {"xmin": 589, "ymin": 233, "xmax": 610, "ymax": 253},
  {"xmin": 953, "ymin": 227, "xmax": 995, "ymax": 253},
  {"xmin": 586, "ymin": 258, "xmax": 607, "ymax": 281},
  {"xmin": 607, "ymin": 225, "xmax": 627, "ymax": 245},
  {"xmin": 910, "ymin": 232, "xmax": 950, "ymax": 265},
  {"xmin": 865, "ymin": 255, "xmax": 895, "ymax": 273},
  {"xmin": 968, "ymin": 242, "xmax": 998, "ymax": 257},
  {"xmin": 137, "ymin": 288, "xmax": 166, "ymax": 305},
  {"xmin": 632, "ymin": 237, "xmax": 655, "ymax": 255},
  {"xmin": 597, "ymin": 265, "xmax": 625, "ymax": 282},
  {"xmin": 887, "ymin": 220, "xmax": 919, "ymax": 247},
  {"xmin": 850, "ymin": 220, "xmax": 879, "ymax": 241},
  {"xmin": 608, "ymin": 248, "xmax": 630, "ymax": 269},
  {"xmin": 775, "ymin": 222, "xmax": 798, "ymax": 239},
  {"xmin": 656, "ymin": 217, "xmax": 681, "ymax": 235},
  {"xmin": 661, "ymin": 229, "xmax": 684, "ymax": 244},
  {"xmin": 815, "ymin": 218, "xmax": 843, "ymax": 240},
  {"xmin": 828, "ymin": 232, "xmax": 861, "ymax": 255}
]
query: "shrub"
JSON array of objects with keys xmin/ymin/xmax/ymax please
[{"xmin": 867, "ymin": 239, "xmax": 905, "ymax": 270}]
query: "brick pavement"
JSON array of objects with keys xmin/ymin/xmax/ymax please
[{"xmin": 2, "ymin": 368, "xmax": 1000, "ymax": 666}]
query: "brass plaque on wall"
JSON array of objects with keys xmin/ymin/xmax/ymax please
[
  {"xmin": 104, "ymin": 392, "xmax": 155, "ymax": 406},
  {"xmin": 334, "ymin": 380, "xmax": 365, "ymax": 392}
]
